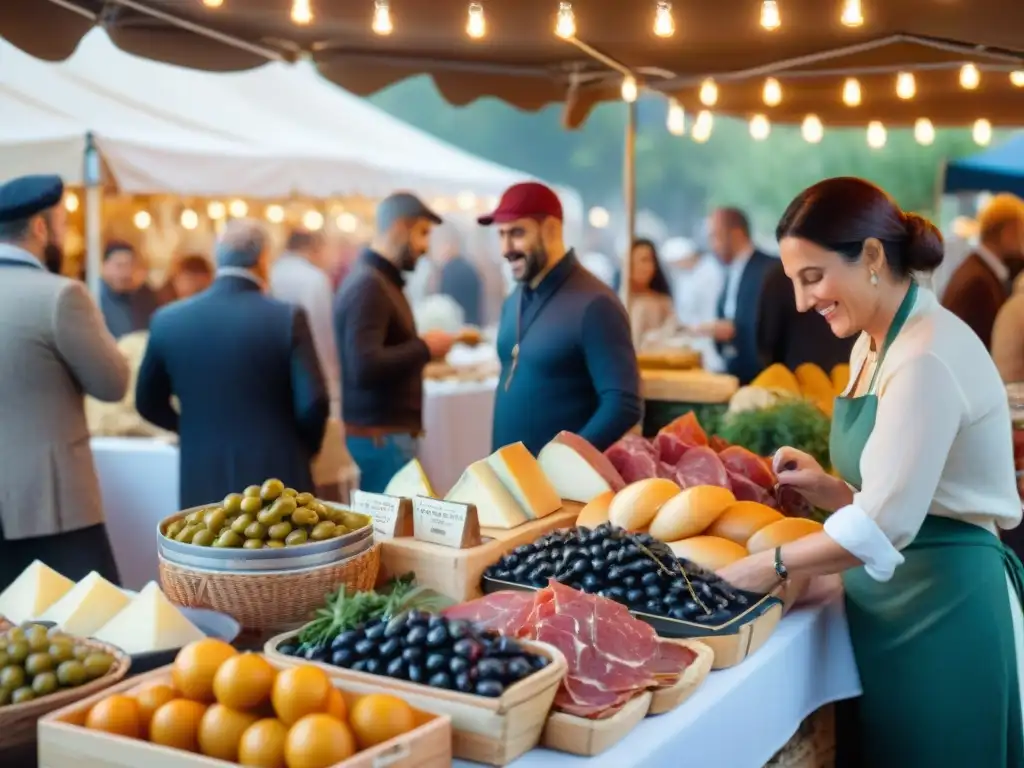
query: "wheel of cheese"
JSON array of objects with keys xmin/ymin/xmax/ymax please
[
  {"xmin": 667, "ymin": 536, "xmax": 749, "ymax": 571},
  {"xmin": 608, "ymin": 478, "xmax": 681, "ymax": 531},
  {"xmin": 705, "ymin": 501, "xmax": 785, "ymax": 546},
  {"xmin": 576, "ymin": 490, "xmax": 614, "ymax": 528},
  {"xmin": 647, "ymin": 485, "xmax": 736, "ymax": 542},
  {"xmin": 746, "ymin": 517, "xmax": 825, "ymax": 554}
]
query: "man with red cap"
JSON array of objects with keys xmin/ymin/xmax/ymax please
[{"xmin": 479, "ymin": 182, "xmax": 641, "ymax": 454}]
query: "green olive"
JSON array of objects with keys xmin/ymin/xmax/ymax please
[
  {"xmin": 271, "ymin": 497, "xmax": 297, "ymax": 518},
  {"xmin": 0, "ymin": 665, "xmax": 26, "ymax": 691},
  {"xmin": 242, "ymin": 538, "xmax": 264, "ymax": 550},
  {"xmin": 57, "ymin": 660, "xmax": 88, "ymax": 687},
  {"xmin": 243, "ymin": 485, "xmax": 262, "ymax": 498},
  {"xmin": 204, "ymin": 508, "xmax": 227, "ymax": 532},
  {"xmin": 0, "ymin": 651, "xmax": 8, "ymax": 668},
  {"xmin": 231, "ymin": 513, "xmax": 255, "ymax": 534},
  {"xmin": 5, "ymin": 627, "xmax": 25, "ymax": 643},
  {"xmin": 267, "ymin": 521, "xmax": 293, "ymax": 541},
  {"xmin": 165, "ymin": 520, "xmax": 186, "ymax": 539},
  {"xmin": 341, "ymin": 512, "xmax": 368, "ymax": 530},
  {"xmin": 294, "ymin": 492, "xmax": 315, "ymax": 508},
  {"xmin": 0, "ymin": 689, "xmax": 10, "ymax": 706},
  {"xmin": 175, "ymin": 525, "xmax": 200, "ymax": 544},
  {"xmin": 240, "ymin": 496, "xmax": 263, "ymax": 515},
  {"xmin": 11, "ymin": 687, "xmax": 34, "ymax": 704},
  {"xmin": 285, "ymin": 528, "xmax": 309, "ymax": 546},
  {"xmin": 332, "ymin": 525, "xmax": 350, "ymax": 538},
  {"xmin": 7, "ymin": 641, "xmax": 29, "ymax": 664},
  {"xmin": 83, "ymin": 653, "xmax": 115, "ymax": 680},
  {"xmin": 260, "ymin": 478, "xmax": 285, "ymax": 502},
  {"xmin": 32, "ymin": 671, "xmax": 59, "ymax": 697},
  {"xmin": 223, "ymin": 493, "xmax": 244, "ymax": 514},
  {"xmin": 24, "ymin": 653, "xmax": 53, "ymax": 676},
  {"xmin": 26, "ymin": 626, "xmax": 49, "ymax": 652},
  {"xmin": 257, "ymin": 507, "xmax": 284, "ymax": 526},
  {"xmin": 48, "ymin": 642, "xmax": 74, "ymax": 664},
  {"xmin": 185, "ymin": 509, "xmax": 205, "ymax": 525},
  {"xmin": 191, "ymin": 529, "xmax": 216, "ymax": 547},
  {"xmin": 291, "ymin": 507, "xmax": 319, "ymax": 527},
  {"xmin": 72, "ymin": 645, "xmax": 90, "ymax": 662},
  {"xmin": 310, "ymin": 521, "xmax": 336, "ymax": 541},
  {"xmin": 243, "ymin": 521, "xmax": 267, "ymax": 539},
  {"xmin": 282, "ymin": 487, "xmax": 298, "ymax": 497},
  {"xmin": 312, "ymin": 501, "xmax": 329, "ymax": 518},
  {"xmin": 265, "ymin": 540, "xmax": 285, "ymax": 549},
  {"xmin": 214, "ymin": 529, "xmax": 243, "ymax": 548}
]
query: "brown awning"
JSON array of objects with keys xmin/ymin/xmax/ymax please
[{"xmin": 2, "ymin": 0, "xmax": 1022, "ymax": 127}]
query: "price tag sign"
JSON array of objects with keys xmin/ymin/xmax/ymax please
[
  {"xmin": 351, "ymin": 491, "xmax": 413, "ymax": 540},
  {"xmin": 412, "ymin": 496, "xmax": 482, "ymax": 549}
]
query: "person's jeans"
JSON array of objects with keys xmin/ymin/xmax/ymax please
[{"xmin": 346, "ymin": 433, "xmax": 418, "ymax": 494}]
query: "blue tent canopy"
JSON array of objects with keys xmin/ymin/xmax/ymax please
[{"xmin": 944, "ymin": 134, "xmax": 1024, "ymax": 197}]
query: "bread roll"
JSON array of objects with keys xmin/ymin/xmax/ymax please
[
  {"xmin": 746, "ymin": 517, "xmax": 824, "ymax": 554},
  {"xmin": 608, "ymin": 478, "xmax": 681, "ymax": 531},
  {"xmin": 668, "ymin": 536, "xmax": 749, "ymax": 571},
  {"xmin": 648, "ymin": 485, "xmax": 736, "ymax": 542},
  {"xmin": 576, "ymin": 490, "xmax": 614, "ymax": 528},
  {"xmin": 705, "ymin": 501, "xmax": 785, "ymax": 546}
]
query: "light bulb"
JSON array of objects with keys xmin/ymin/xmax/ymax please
[
  {"xmin": 265, "ymin": 204, "xmax": 285, "ymax": 224},
  {"xmin": 207, "ymin": 201, "xmax": 226, "ymax": 219},
  {"xmin": 372, "ymin": 0, "xmax": 393, "ymax": 35},
  {"xmin": 336, "ymin": 212, "xmax": 359, "ymax": 233},
  {"xmin": 896, "ymin": 72, "xmax": 916, "ymax": 100},
  {"xmin": 133, "ymin": 210, "xmax": 152, "ymax": 230},
  {"xmin": 291, "ymin": 0, "xmax": 312, "ymax": 25},
  {"xmin": 1012, "ymin": 71, "xmax": 1024, "ymax": 87},
  {"xmin": 588, "ymin": 207, "xmax": 610, "ymax": 229},
  {"xmin": 64, "ymin": 192, "xmax": 80, "ymax": 213},
  {"xmin": 866, "ymin": 121, "xmax": 887, "ymax": 149},
  {"xmin": 699, "ymin": 78, "xmax": 718, "ymax": 107},
  {"xmin": 621, "ymin": 75, "xmax": 638, "ymax": 103},
  {"xmin": 973, "ymin": 118, "xmax": 993, "ymax": 146},
  {"xmin": 914, "ymin": 118, "xmax": 935, "ymax": 146},
  {"xmin": 840, "ymin": 0, "xmax": 863, "ymax": 27},
  {"xmin": 654, "ymin": 1, "xmax": 675, "ymax": 37},
  {"xmin": 760, "ymin": 0, "xmax": 781, "ymax": 30},
  {"xmin": 303, "ymin": 210, "xmax": 325, "ymax": 231},
  {"xmin": 692, "ymin": 110, "xmax": 713, "ymax": 143},
  {"xmin": 228, "ymin": 199, "xmax": 248, "ymax": 218},
  {"xmin": 666, "ymin": 99, "xmax": 685, "ymax": 135},
  {"xmin": 801, "ymin": 114, "xmax": 824, "ymax": 143},
  {"xmin": 762, "ymin": 77, "xmax": 782, "ymax": 106},
  {"xmin": 202, "ymin": 0, "xmax": 223, "ymax": 7},
  {"xmin": 555, "ymin": 2, "xmax": 576, "ymax": 38},
  {"xmin": 466, "ymin": 3, "xmax": 486, "ymax": 38},
  {"xmin": 960, "ymin": 63, "xmax": 980, "ymax": 90},
  {"xmin": 456, "ymin": 191, "xmax": 477, "ymax": 210},
  {"xmin": 749, "ymin": 114, "xmax": 771, "ymax": 141},
  {"xmin": 180, "ymin": 209, "xmax": 199, "ymax": 230},
  {"xmin": 842, "ymin": 77, "xmax": 861, "ymax": 106}
]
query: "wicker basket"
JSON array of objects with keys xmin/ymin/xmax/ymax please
[
  {"xmin": 159, "ymin": 542, "xmax": 380, "ymax": 635},
  {"xmin": 0, "ymin": 636, "xmax": 130, "ymax": 751}
]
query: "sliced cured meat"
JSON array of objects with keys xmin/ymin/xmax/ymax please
[
  {"xmin": 656, "ymin": 461, "xmax": 680, "ymax": 480},
  {"xmin": 651, "ymin": 641, "xmax": 698, "ymax": 676},
  {"xmin": 653, "ymin": 432, "xmax": 690, "ymax": 466},
  {"xmin": 728, "ymin": 471, "xmax": 778, "ymax": 508},
  {"xmin": 605, "ymin": 435, "xmax": 658, "ymax": 483},
  {"xmin": 718, "ymin": 445, "xmax": 776, "ymax": 489},
  {"xmin": 709, "ymin": 435, "xmax": 732, "ymax": 453},
  {"xmin": 673, "ymin": 446, "xmax": 729, "ymax": 489},
  {"xmin": 657, "ymin": 412, "xmax": 709, "ymax": 447},
  {"xmin": 442, "ymin": 591, "xmax": 534, "ymax": 631},
  {"xmin": 777, "ymin": 485, "xmax": 815, "ymax": 518}
]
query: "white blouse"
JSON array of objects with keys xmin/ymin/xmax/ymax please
[{"xmin": 823, "ymin": 286, "xmax": 1022, "ymax": 581}]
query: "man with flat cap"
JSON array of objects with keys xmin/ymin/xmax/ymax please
[
  {"xmin": 137, "ymin": 218, "xmax": 330, "ymax": 508},
  {"xmin": 480, "ymin": 182, "xmax": 642, "ymax": 455},
  {"xmin": 335, "ymin": 192, "xmax": 455, "ymax": 493},
  {"xmin": 0, "ymin": 174, "xmax": 129, "ymax": 587}
]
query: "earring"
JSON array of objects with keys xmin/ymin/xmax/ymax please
[{"xmin": 870, "ymin": 270, "xmax": 879, "ymax": 286}]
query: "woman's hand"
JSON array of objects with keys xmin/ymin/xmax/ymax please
[
  {"xmin": 716, "ymin": 551, "xmax": 781, "ymax": 595},
  {"xmin": 773, "ymin": 447, "xmax": 853, "ymax": 512}
]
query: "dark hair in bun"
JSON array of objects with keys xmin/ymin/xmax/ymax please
[{"xmin": 775, "ymin": 176, "xmax": 944, "ymax": 277}]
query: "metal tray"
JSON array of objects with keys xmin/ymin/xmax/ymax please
[{"xmin": 480, "ymin": 576, "xmax": 781, "ymax": 638}]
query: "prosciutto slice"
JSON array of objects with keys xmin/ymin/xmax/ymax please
[
  {"xmin": 657, "ymin": 412, "xmax": 709, "ymax": 447},
  {"xmin": 606, "ymin": 434, "xmax": 658, "ymax": 483},
  {"xmin": 673, "ymin": 446, "xmax": 729, "ymax": 488},
  {"xmin": 653, "ymin": 432, "xmax": 690, "ymax": 466},
  {"xmin": 718, "ymin": 445, "xmax": 776, "ymax": 489}
]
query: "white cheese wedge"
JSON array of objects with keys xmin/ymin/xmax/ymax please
[
  {"xmin": 38, "ymin": 571, "xmax": 131, "ymax": 637},
  {"xmin": 94, "ymin": 581, "xmax": 205, "ymax": 654},
  {"xmin": 537, "ymin": 432, "xmax": 625, "ymax": 503},
  {"xmin": 445, "ymin": 460, "xmax": 528, "ymax": 529},
  {"xmin": 487, "ymin": 442, "xmax": 562, "ymax": 519},
  {"xmin": 384, "ymin": 458, "xmax": 435, "ymax": 498},
  {"xmin": 0, "ymin": 560, "xmax": 74, "ymax": 625}
]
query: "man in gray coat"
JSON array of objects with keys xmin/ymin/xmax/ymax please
[{"xmin": 0, "ymin": 175, "xmax": 130, "ymax": 587}]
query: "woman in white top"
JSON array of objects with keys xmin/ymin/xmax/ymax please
[
  {"xmin": 626, "ymin": 238, "xmax": 676, "ymax": 349},
  {"xmin": 717, "ymin": 177, "xmax": 1024, "ymax": 766}
]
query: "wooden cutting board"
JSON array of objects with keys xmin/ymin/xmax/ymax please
[{"xmin": 641, "ymin": 369, "xmax": 739, "ymax": 404}]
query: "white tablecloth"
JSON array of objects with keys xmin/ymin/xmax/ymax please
[
  {"xmin": 421, "ymin": 378, "xmax": 497, "ymax": 495},
  {"xmin": 455, "ymin": 596, "xmax": 862, "ymax": 768}
]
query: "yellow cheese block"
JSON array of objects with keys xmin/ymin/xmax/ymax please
[
  {"xmin": 445, "ymin": 459, "xmax": 529, "ymax": 529},
  {"xmin": 38, "ymin": 571, "xmax": 132, "ymax": 637},
  {"xmin": 831, "ymin": 363, "xmax": 851, "ymax": 395},
  {"xmin": 94, "ymin": 581, "xmax": 205, "ymax": 655},
  {"xmin": 384, "ymin": 457, "xmax": 435, "ymax": 498},
  {"xmin": 487, "ymin": 442, "xmax": 562, "ymax": 520},
  {"xmin": 751, "ymin": 364, "xmax": 800, "ymax": 395},
  {"xmin": 0, "ymin": 560, "xmax": 74, "ymax": 625}
]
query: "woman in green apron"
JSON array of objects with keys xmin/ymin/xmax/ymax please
[{"xmin": 718, "ymin": 177, "xmax": 1024, "ymax": 767}]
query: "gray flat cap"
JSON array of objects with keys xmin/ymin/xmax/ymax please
[{"xmin": 376, "ymin": 192, "xmax": 442, "ymax": 233}]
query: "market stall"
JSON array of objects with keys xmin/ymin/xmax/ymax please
[{"xmin": 943, "ymin": 133, "xmax": 1024, "ymax": 197}]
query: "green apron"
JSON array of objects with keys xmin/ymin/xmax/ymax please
[{"xmin": 831, "ymin": 281, "xmax": 1024, "ymax": 767}]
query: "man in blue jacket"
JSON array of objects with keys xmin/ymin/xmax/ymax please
[{"xmin": 481, "ymin": 182, "xmax": 642, "ymax": 454}]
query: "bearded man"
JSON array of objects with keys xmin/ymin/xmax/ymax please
[
  {"xmin": 334, "ymin": 193, "xmax": 455, "ymax": 493},
  {"xmin": 481, "ymin": 182, "xmax": 641, "ymax": 455}
]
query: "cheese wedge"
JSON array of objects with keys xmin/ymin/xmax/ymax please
[
  {"xmin": 38, "ymin": 571, "xmax": 131, "ymax": 637},
  {"xmin": 445, "ymin": 460, "xmax": 528, "ymax": 529},
  {"xmin": 487, "ymin": 442, "xmax": 562, "ymax": 519},
  {"xmin": 537, "ymin": 431, "xmax": 626, "ymax": 503},
  {"xmin": 0, "ymin": 560, "xmax": 75, "ymax": 625},
  {"xmin": 94, "ymin": 581, "xmax": 205, "ymax": 654},
  {"xmin": 384, "ymin": 458, "xmax": 435, "ymax": 498}
]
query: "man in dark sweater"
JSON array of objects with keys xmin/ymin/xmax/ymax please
[
  {"xmin": 100, "ymin": 240, "xmax": 160, "ymax": 339},
  {"xmin": 481, "ymin": 182, "xmax": 642, "ymax": 455},
  {"xmin": 334, "ymin": 193, "xmax": 455, "ymax": 492}
]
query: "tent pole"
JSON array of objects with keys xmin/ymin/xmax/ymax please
[
  {"xmin": 620, "ymin": 100, "xmax": 636, "ymax": 308},
  {"xmin": 83, "ymin": 133, "xmax": 102, "ymax": 300}
]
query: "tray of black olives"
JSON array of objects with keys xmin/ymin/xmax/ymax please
[{"xmin": 481, "ymin": 524, "xmax": 781, "ymax": 638}]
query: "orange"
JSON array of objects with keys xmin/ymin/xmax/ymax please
[
  {"xmin": 238, "ymin": 718, "xmax": 289, "ymax": 768},
  {"xmin": 149, "ymin": 699, "xmax": 208, "ymax": 752},
  {"xmin": 349, "ymin": 693, "xmax": 416, "ymax": 749},
  {"xmin": 198, "ymin": 703, "xmax": 259, "ymax": 761},
  {"xmin": 324, "ymin": 687, "xmax": 347, "ymax": 722},
  {"xmin": 214, "ymin": 653, "xmax": 276, "ymax": 710},
  {"xmin": 271, "ymin": 666, "xmax": 331, "ymax": 726},
  {"xmin": 85, "ymin": 695, "xmax": 142, "ymax": 739},
  {"xmin": 135, "ymin": 684, "xmax": 178, "ymax": 738},
  {"xmin": 172, "ymin": 638, "xmax": 238, "ymax": 702},
  {"xmin": 283, "ymin": 714, "xmax": 355, "ymax": 768}
]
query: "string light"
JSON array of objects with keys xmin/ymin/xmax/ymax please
[
  {"xmin": 699, "ymin": 78, "xmax": 718, "ymax": 107},
  {"xmin": 588, "ymin": 207, "xmax": 611, "ymax": 229},
  {"xmin": 959, "ymin": 64, "xmax": 980, "ymax": 89},
  {"xmin": 372, "ymin": 0, "xmax": 393, "ymax": 35},
  {"xmin": 914, "ymin": 118, "xmax": 935, "ymax": 146},
  {"xmin": 973, "ymin": 118, "xmax": 993, "ymax": 146},
  {"xmin": 133, "ymin": 211, "xmax": 152, "ymax": 230},
  {"xmin": 840, "ymin": 0, "xmax": 863, "ymax": 27},
  {"xmin": 303, "ymin": 210, "xmax": 325, "ymax": 231},
  {"xmin": 336, "ymin": 212, "xmax": 359, "ymax": 233},
  {"xmin": 1012, "ymin": 71, "xmax": 1024, "ymax": 87},
  {"xmin": 290, "ymin": 0, "xmax": 312, "ymax": 25},
  {"xmin": 555, "ymin": 2, "xmax": 576, "ymax": 38},
  {"xmin": 801, "ymin": 115, "xmax": 824, "ymax": 143},
  {"xmin": 842, "ymin": 78, "xmax": 861, "ymax": 106},
  {"xmin": 666, "ymin": 99, "xmax": 686, "ymax": 135},
  {"xmin": 895, "ymin": 72, "xmax": 916, "ymax": 100},
  {"xmin": 466, "ymin": 3, "xmax": 486, "ymax": 38},
  {"xmin": 228, "ymin": 199, "xmax": 248, "ymax": 218},
  {"xmin": 692, "ymin": 110, "xmax": 713, "ymax": 142},
  {"xmin": 64, "ymin": 192, "xmax": 80, "ymax": 213},
  {"xmin": 760, "ymin": 0, "xmax": 780, "ymax": 30},
  {"xmin": 653, "ymin": 1, "xmax": 675, "ymax": 37},
  {"xmin": 202, "ymin": 0, "xmax": 223, "ymax": 7},
  {"xmin": 749, "ymin": 114, "xmax": 771, "ymax": 141},
  {"xmin": 207, "ymin": 201, "xmax": 226, "ymax": 219},
  {"xmin": 866, "ymin": 121, "xmax": 887, "ymax": 149},
  {"xmin": 180, "ymin": 209, "xmax": 199, "ymax": 230},
  {"xmin": 265, "ymin": 204, "xmax": 285, "ymax": 224},
  {"xmin": 621, "ymin": 75, "xmax": 638, "ymax": 102},
  {"xmin": 762, "ymin": 77, "xmax": 782, "ymax": 106}
]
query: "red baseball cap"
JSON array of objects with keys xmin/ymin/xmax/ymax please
[{"xmin": 478, "ymin": 181, "xmax": 563, "ymax": 226}]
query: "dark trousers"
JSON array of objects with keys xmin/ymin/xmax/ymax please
[{"xmin": 0, "ymin": 522, "xmax": 121, "ymax": 591}]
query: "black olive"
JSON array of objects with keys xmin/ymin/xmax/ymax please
[
  {"xmin": 353, "ymin": 639, "xmax": 376, "ymax": 658},
  {"xmin": 527, "ymin": 567, "xmax": 547, "ymax": 584},
  {"xmin": 365, "ymin": 658, "xmax": 383, "ymax": 675},
  {"xmin": 511, "ymin": 563, "xmax": 530, "ymax": 580},
  {"xmin": 506, "ymin": 657, "xmax": 533, "ymax": 681},
  {"xmin": 503, "ymin": 553, "xmax": 519, "ymax": 568},
  {"xmin": 427, "ymin": 614, "xmax": 446, "ymax": 629},
  {"xmin": 530, "ymin": 654, "xmax": 549, "ymax": 670},
  {"xmin": 645, "ymin": 584, "xmax": 662, "ymax": 599},
  {"xmin": 694, "ymin": 609, "xmax": 732, "ymax": 624},
  {"xmin": 476, "ymin": 658, "xmax": 506, "ymax": 680},
  {"xmin": 454, "ymin": 671, "xmax": 475, "ymax": 693},
  {"xmin": 591, "ymin": 557, "xmax": 607, "ymax": 572},
  {"xmin": 331, "ymin": 648, "xmax": 354, "ymax": 667},
  {"xmin": 606, "ymin": 585, "xmax": 626, "ymax": 601},
  {"xmin": 378, "ymin": 638, "xmax": 402, "ymax": 659},
  {"xmin": 628, "ymin": 559, "xmax": 652, "ymax": 574},
  {"xmin": 365, "ymin": 623, "xmax": 387, "ymax": 642},
  {"xmin": 401, "ymin": 646, "xmax": 424, "ymax": 664},
  {"xmin": 278, "ymin": 643, "xmax": 299, "ymax": 656},
  {"xmin": 640, "ymin": 571, "xmax": 660, "ymax": 587},
  {"xmin": 386, "ymin": 657, "xmax": 409, "ymax": 679},
  {"xmin": 601, "ymin": 537, "xmax": 617, "ymax": 551},
  {"xmin": 351, "ymin": 659, "xmax": 369, "ymax": 673},
  {"xmin": 580, "ymin": 573, "xmax": 601, "ymax": 591},
  {"xmin": 304, "ymin": 645, "xmax": 327, "ymax": 661},
  {"xmin": 408, "ymin": 664, "xmax": 426, "ymax": 685},
  {"xmin": 453, "ymin": 638, "xmax": 484, "ymax": 662},
  {"xmin": 406, "ymin": 609, "xmax": 431, "ymax": 624},
  {"xmin": 698, "ymin": 581, "xmax": 715, "ymax": 601},
  {"xmin": 571, "ymin": 559, "xmax": 590, "ymax": 575},
  {"xmin": 586, "ymin": 543, "xmax": 601, "ymax": 557},
  {"xmin": 678, "ymin": 600, "xmax": 702, "ymax": 618},
  {"xmin": 425, "ymin": 653, "xmax": 447, "ymax": 673},
  {"xmin": 384, "ymin": 615, "xmax": 411, "ymax": 638},
  {"xmin": 622, "ymin": 575, "xmax": 638, "ymax": 588},
  {"xmin": 405, "ymin": 626, "xmax": 428, "ymax": 647},
  {"xmin": 486, "ymin": 636, "xmax": 520, "ymax": 657},
  {"xmin": 428, "ymin": 672, "xmax": 453, "ymax": 689},
  {"xmin": 553, "ymin": 570, "xmax": 574, "ymax": 583},
  {"xmin": 426, "ymin": 626, "xmax": 450, "ymax": 648},
  {"xmin": 626, "ymin": 588, "xmax": 645, "ymax": 604},
  {"xmin": 663, "ymin": 591, "xmax": 681, "ymax": 606},
  {"xmin": 475, "ymin": 679, "xmax": 504, "ymax": 698},
  {"xmin": 449, "ymin": 656, "xmax": 471, "ymax": 675},
  {"xmin": 644, "ymin": 599, "xmax": 663, "ymax": 613},
  {"xmin": 562, "ymin": 545, "xmax": 580, "ymax": 560}
]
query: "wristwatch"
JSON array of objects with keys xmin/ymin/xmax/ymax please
[{"xmin": 773, "ymin": 546, "xmax": 789, "ymax": 581}]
